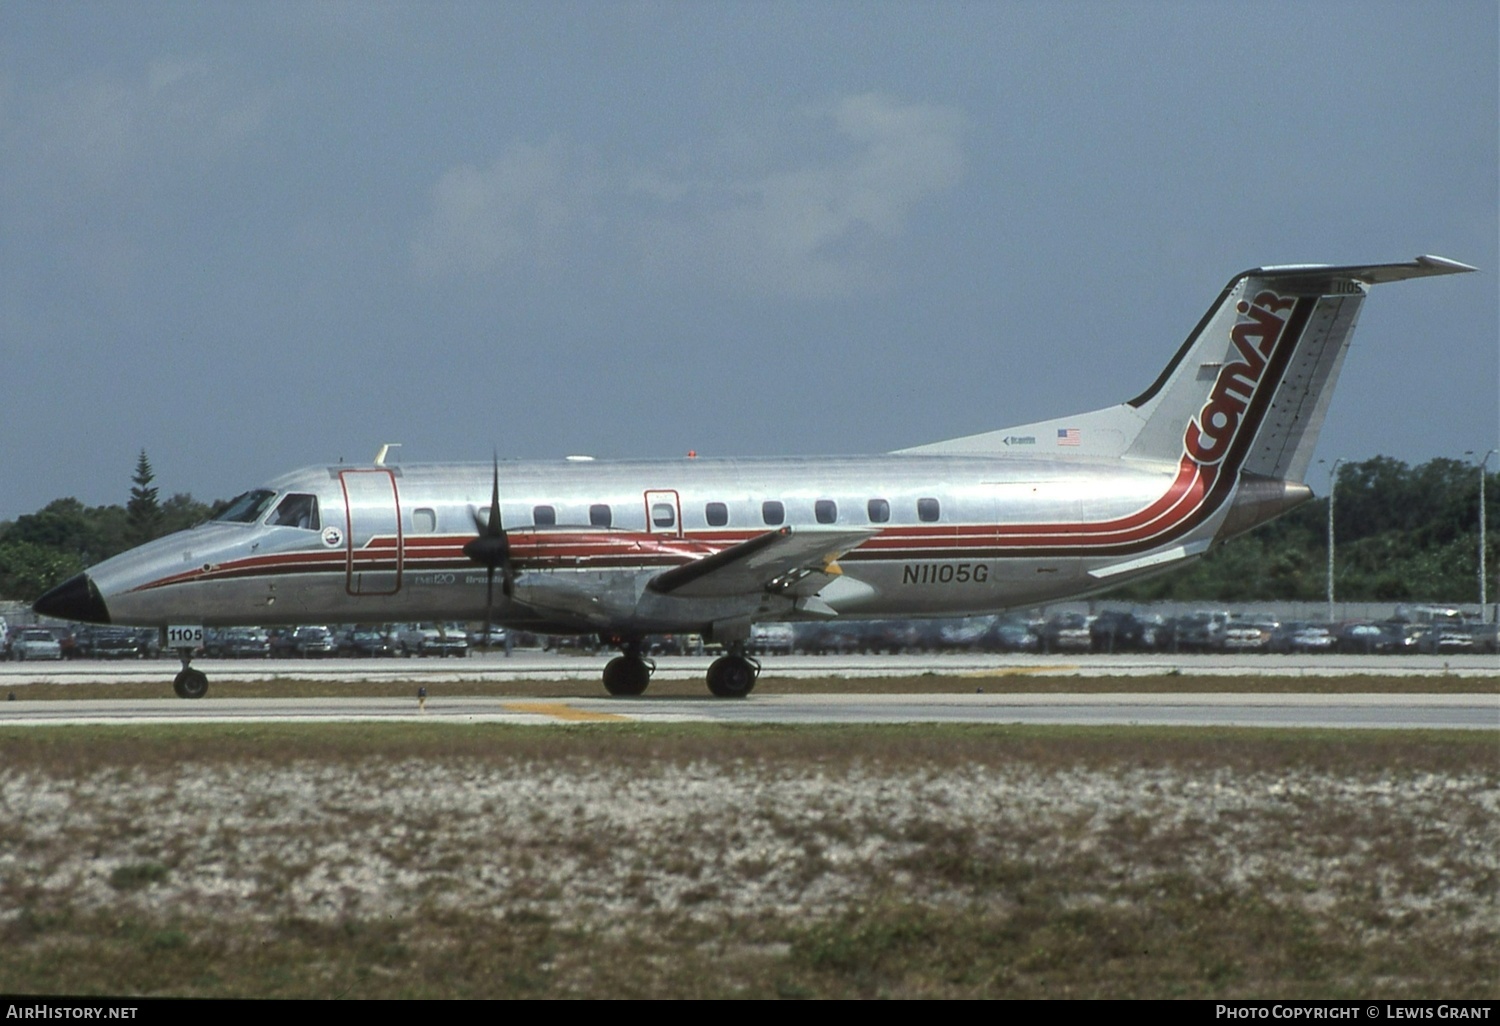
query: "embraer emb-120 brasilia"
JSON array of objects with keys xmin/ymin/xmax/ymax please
[{"xmin": 35, "ymin": 255, "xmax": 1475, "ymax": 698}]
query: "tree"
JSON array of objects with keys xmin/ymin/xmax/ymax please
[
  {"xmin": 0, "ymin": 540, "xmax": 85, "ymax": 599},
  {"xmin": 160, "ymin": 493, "xmax": 216, "ymax": 534},
  {"xmin": 1110, "ymin": 456, "xmax": 1497, "ymax": 604},
  {"xmin": 126, "ymin": 449, "xmax": 163, "ymax": 546}
]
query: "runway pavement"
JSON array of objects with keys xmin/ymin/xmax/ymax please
[
  {"xmin": 1, "ymin": 652, "xmax": 1494, "ymax": 729},
  {"xmin": 1, "ymin": 648, "xmax": 1496, "ymax": 685}
]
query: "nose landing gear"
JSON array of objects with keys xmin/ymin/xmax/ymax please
[{"xmin": 172, "ymin": 648, "xmax": 208, "ymax": 699}]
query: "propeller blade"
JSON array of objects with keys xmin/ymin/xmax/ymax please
[
  {"xmin": 486, "ymin": 454, "xmax": 503, "ymax": 537},
  {"xmin": 463, "ymin": 454, "xmax": 514, "ymax": 643},
  {"xmin": 463, "ymin": 456, "xmax": 511, "ymax": 567}
]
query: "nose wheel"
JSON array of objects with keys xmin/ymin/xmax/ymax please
[{"xmin": 172, "ymin": 649, "xmax": 208, "ymax": 699}]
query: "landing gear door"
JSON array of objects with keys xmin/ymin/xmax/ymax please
[
  {"xmin": 644, "ymin": 489, "xmax": 682, "ymax": 538},
  {"xmin": 340, "ymin": 469, "xmax": 402, "ymax": 595}
]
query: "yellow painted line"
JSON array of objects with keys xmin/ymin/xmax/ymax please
[
  {"xmin": 959, "ymin": 665, "xmax": 1080, "ymax": 677},
  {"xmin": 501, "ymin": 701, "xmax": 630, "ymax": 722}
]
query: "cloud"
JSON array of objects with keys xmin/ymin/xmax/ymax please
[
  {"xmin": 648, "ymin": 94, "xmax": 966, "ymax": 298},
  {"xmin": 412, "ymin": 93, "xmax": 966, "ymax": 299},
  {"xmin": 411, "ymin": 138, "xmax": 597, "ymax": 281}
]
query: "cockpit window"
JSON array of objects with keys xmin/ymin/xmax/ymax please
[
  {"xmin": 214, "ymin": 489, "xmax": 278, "ymax": 524},
  {"xmin": 269, "ymin": 493, "xmax": 320, "ymax": 530}
]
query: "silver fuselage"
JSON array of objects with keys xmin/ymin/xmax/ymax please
[{"xmin": 81, "ymin": 450, "xmax": 1256, "ymax": 634}]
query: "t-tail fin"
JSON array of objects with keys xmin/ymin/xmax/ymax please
[{"xmin": 898, "ymin": 256, "xmax": 1475, "ymax": 487}]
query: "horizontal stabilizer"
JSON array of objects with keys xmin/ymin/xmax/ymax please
[
  {"xmin": 648, "ymin": 526, "xmax": 875, "ymax": 598},
  {"xmin": 1252, "ymin": 254, "xmax": 1476, "ymax": 286}
]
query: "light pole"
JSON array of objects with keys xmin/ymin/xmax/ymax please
[
  {"xmin": 1465, "ymin": 449, "xmax": 1496, "ymax": 623},
  {"xmin": 1321, "ymin": 458, "xmax": 1346, "ymax": 623}
]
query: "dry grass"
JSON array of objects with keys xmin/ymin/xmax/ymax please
[{"xmin": 0, "ymin": 724, "xmax": 1494, "ymax": 998}]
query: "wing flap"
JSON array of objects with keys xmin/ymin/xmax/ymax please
[{"xmin": 647, "ymin": 526, "xmax": 875, "ymax": 598}]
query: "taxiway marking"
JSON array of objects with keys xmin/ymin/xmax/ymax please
[{"xmin": 501, "ymin": 701, "xmax": 630, "ymax": 722}]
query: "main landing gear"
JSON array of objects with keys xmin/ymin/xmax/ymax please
[
  {"xmin": 172, "ymin": 648, "xmax": 208, "ymax": 699},
  {"xmin": 600, "ymin": 638, "xmax": 760, "ymax": 698},
  {"xmin": 706, "ymin": 648, "xmax": 759, "ymax": 698},
  {"xmin": 602, "ymin": 640, "xmax": 654, "ymax": 696}
]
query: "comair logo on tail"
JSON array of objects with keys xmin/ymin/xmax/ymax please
[{"xmin": 1184, "ymin": 290, "xmax": 1296, "ymax": 466}]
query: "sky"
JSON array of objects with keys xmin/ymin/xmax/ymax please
[{"xmin": 1, "ymin": 0, "xmax": 1495, "ymax": 520}]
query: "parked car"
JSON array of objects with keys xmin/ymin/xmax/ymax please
[
  {"xmin": 1169, "ymin": 611, "xmax": 1231, "ymax": 652},
  {"xmin": 795, "ymin": 622, "xmax": 864, "ymax": 655},
  {"xmin": 1415, "ymin": 624, "xmax": 1475, "ymax": 655},
  {"xmin": 748, "ymin": 622, "xmax": 795, "ymax": 655},
  {"xmin": 1468, "ymin": 622, "xmax": 1499, "ymax": 655},
  {"xmin": 542, "ymin": 633, "xmax": 601, "ymax": 653},
  {"xmin": 11, "ymin": 628, "xmax": 63, "ymax": 661},
  {"xmin": 1222, "ymin": 616, "xmax": 1278, "ymax": 653},
  {"xmin": 1089, "ymin": 611, "xmax": 1155, "ymax": 652},
  {"xmin": 1268, "ymin": 622, "xmax": 1336, "ymax": 654},
  {"xmin": 646, "ymin": 633, "xmax": 705, "ymax": 656},
  {"xmin": 934, "ymin": 616, "xmax": 997, "ymax": 652},
  {"xmin": 267, "ymin": 627, "xmax": 300, "ymax": 658},
  {"xmin": 1040, "ymin": 613, "xmax": 1093, "ymax": 653},
  {"xmin": 341, "ymin": 627, "xmax": 396, "ymax": 657},
  {"xmin": 291, "ymin": 626, "xmax": 338, "ymax": 657},
  {"xmin": 396, "ymin": 623, "xmax": 468, "ymax": 657},
  {"xmin": 989, "ymin": 615, "xmax": 1042, "ymax": 653},
  {"xmin": 219, "ymin": 627, "xmax": 271, "ymax": 658},
  {"xmin": 865, "ymin": 620, "xmax": 924, "ymax": 654},
  {"xmin": 1335, "ymin": 621, "xmax": 1404, "ymax": 654},
  {"xmin": 73, "ymin": 625, "xmax": 149, "ymax": 659}
]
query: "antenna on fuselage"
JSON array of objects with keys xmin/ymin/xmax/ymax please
[{"xmin": 374, "ymin": 443, "xmax": 402, "ymax": 467}]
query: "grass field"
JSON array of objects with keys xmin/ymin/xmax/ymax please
[{"xmin": 0, "ymin": 720, "xmax": 1495, "ymax": 998}]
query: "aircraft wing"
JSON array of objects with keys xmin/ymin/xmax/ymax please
[{"xmin": 647, "ymin": 526, "xmax": 876, "ymax": 599}]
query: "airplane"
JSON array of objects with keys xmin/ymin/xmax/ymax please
[{"xmin": 33, "ymin": 255, "xmax": 1475, "ymax": 699}]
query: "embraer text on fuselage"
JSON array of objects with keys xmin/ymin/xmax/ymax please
[{"xmin": 1184, "ymin": 290, "xmax": 1296, "ymax": 465}]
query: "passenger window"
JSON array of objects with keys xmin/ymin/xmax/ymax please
[
  {"xmin": 412, "ymin": 508, "xmax": 436, "ymax": 534},
  {"xmin": 652, "ymin": 503, "xmax": 675, "ymax": 528},
  {"xmin": 815, "ymin": 500, "xmax": 837, "ymax": 524},
  {"xmin": 918, "ymin": 497, "xmax": 941, "ymax": 522},
  {"xmin": 705, "ymin": 502, "xmax": 729, "ymax": 527},
  {"xmin": 762, "ymin": 500, "xmax": 785, "ymax": 526},
  {"xmin": 533, "ymin": 505, "xmax": 557, "ymax": 526},
  {"xmin": 269, "ymin": 493, "xmax": 320, "ymax": 530},
  {"xmin": 590, "ymin": 504, "xmax": 612, "ymax": 528},
  {"xmin": 867, "ymin": 498, "xmax": 890, "ymax": 523}
]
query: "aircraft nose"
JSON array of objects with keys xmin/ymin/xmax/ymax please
[{"xmin": 33, "ymin": 573, "xmax": 112, "ymax": 624}]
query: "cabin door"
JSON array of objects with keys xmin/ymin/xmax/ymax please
[
  {"xmin": 340, "ymin": 469, "xmax": 403, "ymax": 595},
  {"xmin": 643, "ymin": 489, "xmax": 682, "ymax": 538}
]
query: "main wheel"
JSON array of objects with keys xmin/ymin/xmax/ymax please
[
  {"xmin": 173, "ymin": 667, "xmax": 208, "ymax": 699},
  {"xmin": 706, "ymin": 655, "xmax": 757, "ymax": 698},
  {"xmin": 602, "ymin": 656, "xmax": 651, "ymax": 696}
]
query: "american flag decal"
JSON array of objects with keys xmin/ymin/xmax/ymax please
[{"xmin": 1057, "ymin": 427, "xmax": 1081, "ymax": 446}]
